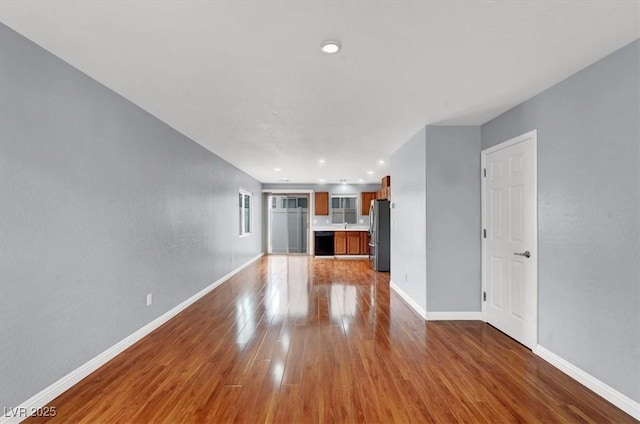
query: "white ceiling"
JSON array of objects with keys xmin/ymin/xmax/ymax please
[{"xmin": 1, "ymin": 1, "xmax": 639, "ymax": 184}]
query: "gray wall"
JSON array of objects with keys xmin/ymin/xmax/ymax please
[
  {"xmin": 390, "ymin": 128, "xmax": 427, "ymax": 313},
  {"xmin": 425, "ymin": 126, "xmax": 481, "ymax": 312},
  {"xmin": 0, "ymin": 24, "xmax": 263, "ymax": 410},
  {"xmin": 390, "ymin": 126, "xmax": 482, "ymax": 315},
  {"xmin": 482, "ymin": 40, "xmax": 639, "ymax": 402}
]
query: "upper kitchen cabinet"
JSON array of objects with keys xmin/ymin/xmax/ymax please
[
  {"xmin": 376, "ymin": 175, "xmax": 391, "ymax": 200},
  {"xmin": 314, "ymin": 192, "xmax": 329, "ymax": 215},
  {"xmin": 360, "ymin": 192, "xmax": 376, "ymax": 215}
]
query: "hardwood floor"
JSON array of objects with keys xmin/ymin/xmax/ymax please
[{"xmin": 27, "ymin": 256, "xmax": 634, "ymax": 423}]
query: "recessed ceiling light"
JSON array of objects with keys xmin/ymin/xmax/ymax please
[
  {"xmin": 366, "ymin": 170, "xmax": 374, "ymax": 175},
  {"xmin": 358, "ymin": 178, "xmax": 364, "ymax": 182},
  {"xmin": 378, "ymin": 160, "xmax": 385, "ymax": 164},
  {"xmin": 318, "ymin": 159, "xmax": 325, "ymax": 164},
  {"xmin": 321, "ymin": 40, "xmax": 341, "ymax": 54},
  {"xmin": 319, "ymin": 178, "xmax": 326, "ymax": 183},
  {"xmin": 279, "ymin": 178, "xmax": 289, "ymax": 182},
  {"xmin": 274, "ymin": 168, "xmax": 281, "ymax": 172}
]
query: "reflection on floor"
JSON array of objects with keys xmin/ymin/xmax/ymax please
[{"xmin": 26, "ymin": 256, "xmax": 634, "ymax": 423}]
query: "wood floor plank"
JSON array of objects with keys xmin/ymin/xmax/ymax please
[
  {"xmin": 281, "ymin": 325, "xmax": 306, "ymax": 385},
  {"xmin": 23, "ymin": 256, "xmax": 637, "ymax": 423}
]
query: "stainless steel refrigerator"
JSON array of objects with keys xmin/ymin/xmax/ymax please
[{"xmin": 369, "ymin": 199, "xmax": 390, "ymax": 271}]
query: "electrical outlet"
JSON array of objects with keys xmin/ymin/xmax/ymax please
[
  {"xmin": 146, "ymin": 293, "xmax": 153, "ymax": 306},
  {"xmin": 359, "ymin": 218, "xmax": 364, "ymax": 224}
]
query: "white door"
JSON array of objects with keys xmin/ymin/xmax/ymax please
[{"xmin": 482, "ymin": 130, "xmax": 537, "ymax": 349}]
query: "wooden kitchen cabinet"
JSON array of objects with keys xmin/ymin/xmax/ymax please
[
  {"xmin": 360, "ymin": 232, "xmax": 370, "ymax": 255},
  {"xmin": 376, "ymin": 175, "xmax": 391, "ymax": 200},
  {"xmin": 334, "ymin": 231, "xmax": 347, "ymax": 255},
  {"xmin": 347, "ymin": 232, "xmax": 361, "ymax": 255},
  {"xmin": 314, "ymin": 192, "xmax": 329, "ymax": 215},
  {"xmin": 376, "ymin": 187, "xmax": 391, "ymax": 200},
  {"xmin": 334, "ymin": 231, "xmax": 369, "ymax": 255},
  {"xmin": 361, "ymin": 192, "xmax": 376, "ymax": 215}
]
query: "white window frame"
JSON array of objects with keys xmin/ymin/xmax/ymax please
[
  {"xmin": 330, "ymin": 194, "xmax": 358, "ymax": 225},
  {"xmin": 239, "ymin": 189, "xmax": 253, "ymax": 237}
]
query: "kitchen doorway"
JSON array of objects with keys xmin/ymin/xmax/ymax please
[{"xmin": 267, "ymin": 193, "xmax": 310, "ymax": 254}]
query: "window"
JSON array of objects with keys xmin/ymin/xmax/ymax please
[
  {"xmin": 270, "ymin": 196, "xmax": 308, "ymax": 209},
  {"xmin": 239, "ymin": 189, "xmax": 252, "ymax": 236},
  {"xmin": 331, "ymin": 195, "xmax": 357, "ymax": 224},
  {"xmin": 281, "ymin": 197, "xmax": 308, "ymax": 209}
]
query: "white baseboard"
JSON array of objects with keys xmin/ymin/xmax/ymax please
[
  {"xmin": 389, "ymin": 280, "xmax": 427, "ymax": 320},
  {"xmin": 1, "ymin": 253, "xmax": 264, "ymax": 424},
  {"xmin": 426, "ymin": 311, "xmax": 483, "ymax": 321},
  {"xmin": 533, "ymin": 345, "xmax": 640, "ymax": 420},
  {"xmin": 388, "ymin": 281, "xmax": 481, "ymax": 323}
]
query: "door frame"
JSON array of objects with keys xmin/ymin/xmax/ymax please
[
  {"xmin": 481, "ymin": 129, "xmax": 538, "ymax": 348},
  {"xmin": 262, "ymin": 189, "xmax": 314, "ymax": 255}
]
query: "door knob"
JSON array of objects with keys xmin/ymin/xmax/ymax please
[{"xmin": 514, "ymin": 250, "xmax": 531, "ymax": 258}]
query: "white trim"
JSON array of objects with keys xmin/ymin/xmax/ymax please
[
  {"xmin": 239, "ymin": 188, "xmax": 253, "ymax": 237},
  {"xmin": 310, "ymin": 192, "xmax": 315, "ymax": 255},
  {"xmin": 426, "ymin": 311, "xmax": 483, "ymax": 321},
  {"xmin": 261, "ymin": 189, "xmax": 314, "ymax": 194},
  {"xmin": 481, "ymin": 149, "xmax": 486, "ymax": 322},
  {"xmin": 533, "ymin": 345, "xmax": 640, "ymax": 420},
  {"xmin": 482, "ymin": 129, "xmax": 538, "ymax": 154},
  {"xmin": 390, "ymin": 281, "xmax": 427, "ymax": 320},
  {"xmin": 265, "ymin": 192, "xmax": 272, "ymax": 253},
  {"xmin": 481, "ymin": 129, "xmax": 538, "ymax": 349},
  {"xmin": 1, "ymin": 253, "xmax": 264, "ymax": 424}
]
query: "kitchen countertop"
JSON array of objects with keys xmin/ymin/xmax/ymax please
[{"xmin": 313, "ymin": 227, "xmax": 369, "ymax": 232}]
